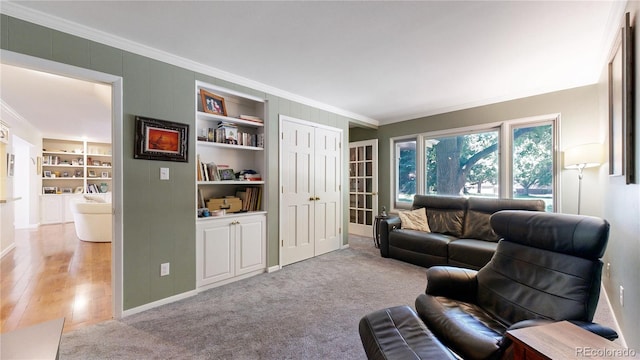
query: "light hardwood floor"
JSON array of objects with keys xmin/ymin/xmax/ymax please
[{"xmin": 1, "ymin": 223, "xmax": 112, "ymax": 334}]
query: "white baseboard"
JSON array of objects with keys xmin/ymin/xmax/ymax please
[
  {"xmin": 1, "ymin": 243, "xmax": 16, "ymax": 259},
  {"xmin": 341, "ymin": 244, "xmax": 350, "ymax": 250},
  {"xmin": 122, "ymin": 289, "xmax": 198, "ymax": 317},
  {"xmin": 601, "ymin": 282, "xmax": 627, "ymax": 348},
  {"xmin": 267, "ymin": 265, "xmax": 281, "ymax": 273}
]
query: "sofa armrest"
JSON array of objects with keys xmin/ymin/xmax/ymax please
[
  {"xmin": 505, "ymin": 319, "xmax": 618, "ymax": 341},
  {"xmin": 425, "ymin": 266, "xmax": 478, "ymax": 303},
  {"xmin": 379, "ymin": 216, "xmax": 401, "ymax": 258}
]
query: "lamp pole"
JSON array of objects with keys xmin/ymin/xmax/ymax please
[{"xmin": 576, "ymin": 163, "xmax": 585, "ymax": 215}]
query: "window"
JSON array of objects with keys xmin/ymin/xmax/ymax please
[
  {"xmin": 512, "ymin": 123, "xmax": 554, "ymax": 211},
  {"xmin": 424, "ymin": 130, "xmax": 499, "ymax": 197},
  {"xmin": 392, "ymin": 116, "xmax": 557, "ymax": 211},
  {"xmin": 394, "ymin": 139, "xmax": 416, "ymax": 207}
]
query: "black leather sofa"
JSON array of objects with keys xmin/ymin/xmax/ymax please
[
  {"xmin": 360, "ymin": 210, "xmax": 618, "ymax": 360},
  {"xmin": 379, "ymin": 195, "xmax": 545, "ymax": 269}
]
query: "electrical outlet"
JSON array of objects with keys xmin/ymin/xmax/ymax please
[
  {"xmin": 619, "ymin": 286, "xmax": 624, "ymax": 307},
  {"xmin": 161, "ymin": 262, "xmax": 170, "ymax": 277}
]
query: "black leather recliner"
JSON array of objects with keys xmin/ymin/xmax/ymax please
[{"xmin": 414, "ymin": 210, "xmax": 618, "ymax": 360}]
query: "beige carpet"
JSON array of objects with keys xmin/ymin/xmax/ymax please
[{"xmin": 60, "ymin": 235, "xmax": 618, "ymax": 359}]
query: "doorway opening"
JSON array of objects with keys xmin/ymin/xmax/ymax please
[{"xmin": 0, "ymin": 50, "xmax": 123, "ymax": 331}]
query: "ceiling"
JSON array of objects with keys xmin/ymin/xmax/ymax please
[
  {"xmin": 1, "ymin": 64, "xmax": 112, "ymax": 142},
  {"xmin": 0, "ymin": 1, "xmax": 626, "ymax": 141}
]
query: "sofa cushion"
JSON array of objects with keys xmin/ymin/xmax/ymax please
[
  {"xmin": 415, "ymin": 294, "xmax": 507, "ymax": 360},
  {"xmin": 359, "ymin": 306, "xmax": 457, "ymax": 360},
  {"xmin": 412, "ymin": 195, "xmax": 467, "ymax": 237},
  {"xmin": 462, "ymin": 197, "xmax": 545, "ymax": 241},
  {"xmin": 398, "ymin": 208, "xmax": 431, "ymax": 232},
  {"xmin": 490, "ymin": 210, "xmax": 609, "ymax": 259},
  {"xmin": 477, "ymin": 240, "xmax": 603, "ymax": 326},
  {"xmin": 389, "ymin": 229, "xmax": 454, "ymax": 258},
  {"xmin": 448, "ymin": 239, "xmax": 498, "ymax": 270}
]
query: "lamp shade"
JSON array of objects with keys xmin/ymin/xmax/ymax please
[{"xmin": 564, "ymin": 143, "xmax": 603, "ymax": 169}]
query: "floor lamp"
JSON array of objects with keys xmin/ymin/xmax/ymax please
[{"xmin": 564, "ymin": 143, "xmax": 603, "ymax": 214}]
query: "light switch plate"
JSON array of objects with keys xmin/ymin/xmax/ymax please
[{"xmin": 160, "ymin": 167, "xmax": 169, "ymax": 180}]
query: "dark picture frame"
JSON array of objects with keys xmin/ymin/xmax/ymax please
[
  {"xmin": 609, "ymin": 12, "xmax": 636, "ymax": 184},
  {"xmin": 200, "ymin": 89, "xmax": 227, "ymax": 116},
  {"xmin": 134, "ymin": 116, "xmax": 189, "ymax": 162}
]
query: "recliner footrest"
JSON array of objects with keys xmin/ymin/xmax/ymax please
[{"xmin": 358, "ymin": 306, "xmax": 456, "ymax": 360}]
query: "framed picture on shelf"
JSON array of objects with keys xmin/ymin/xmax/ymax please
[
  {"xmin": 134, "ymin": 116, "xmax": 189, "ymax": 162},
  {"xmin": 200, "ymin": 89, "xmax": 227, "ymax": 116},
  {"xmin": 88, "ymin": 170, "xmax": 97, "ymax": 177},
  {"xmin": 61, "ymin": 187, "xmax": 72, "ymax": 194},
  {"xmin": 102, "ymin": 171, "xmax": 110, "ymax": 178},
  {"xmin": 43, "ymin": 170, "xmax": 52, "ymax": 178},
  {"xmin": 218, "ymin": 168, "xmax": 236, "ymax": 181},
  {"xmin": 74, "ymin": 186, "xmax": 84, "ymax": 194}
]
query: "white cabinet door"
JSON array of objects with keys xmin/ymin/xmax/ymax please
[
  {"xmin": 197, "ymin": 214, "xmax": 266, "ymax": 288},
  {"xmin": 197, "ymin": 219, "xmax": 234, "ymax": 287},
  {"xmin": 40, "ymin": 196, "xmax": 63, "ymax": 224},
  {"xmin": 235, "ymin": 215, "xmax": 266, "ymax": 276}
]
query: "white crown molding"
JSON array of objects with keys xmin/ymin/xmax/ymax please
[{"xmin": 0, "ymin": 2, "xmax": 379, "ymax": 127}]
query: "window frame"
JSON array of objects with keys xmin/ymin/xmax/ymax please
[
  {"xmin": 390, "ymin": 114, "xmax": 560, "ymax": 213},
  {"xmin": 391, "ymin": 136, "xmax": 419, "ymax": 209}
]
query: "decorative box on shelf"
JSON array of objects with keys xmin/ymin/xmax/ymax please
[{"xmin": 207, "ymin": 197, "xmax": 242, "ymax": 213}]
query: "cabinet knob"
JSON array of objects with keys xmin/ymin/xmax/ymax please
[
  {"xmin": 309, "ymin": 197, "xmax": 315, "ymax": 201},
  {"xmin": 315, "ymin": 197, "xmax": 320, "ymax": 201}
]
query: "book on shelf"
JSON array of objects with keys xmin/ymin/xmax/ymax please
[
  {"xmin": 239, "ymin": 114, "xmax": 263, "ymax": 123},
  {"xmin": 235, "ymin": 186, "xmax": 262, "ymax": 211},
  {"xmin": 198, "ymin": 188, "xmax": 206, "ymax": 209},
  {"xmin": 197, "ymin": 156, "xmax": 223, "ymax": 182},
  {"xmin": 86, "ymin": 183, "xmax": 101, "ymax": 193}
]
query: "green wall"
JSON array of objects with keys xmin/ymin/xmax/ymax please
[
  {"xmin": 1, "ymin": 15, "xmax": 353, "ymax": 310},
  {"xmin": 349, "ymin": 126, "xmax": 377, "ymax": 142},
  {"xmin": 376, "ymin": 85, "xmax": 603, "ymax": 216}
]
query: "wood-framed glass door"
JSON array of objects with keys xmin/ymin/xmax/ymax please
[{"xmin": 348, "ymin": 139, "xmax": 378, "ymax": 237}]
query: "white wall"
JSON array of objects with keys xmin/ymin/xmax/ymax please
[
  {"xmin": 0, "ymin": 109, "xmax": 42, "ymax": 255},
  {"xmin": 598, "ymin": 2, "xmax": 640, "ymax": 349}
]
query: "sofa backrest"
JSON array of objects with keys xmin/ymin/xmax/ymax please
[
  {"xmin": 462, "ymin": 197, "xmax": 545, "ymax": 241},
  {"xmin": 476, "ymin": 210, "xmax": 609, "ymax": 326},
  {"xmin": 412, "ymin": 195, "xmax": 467, "ymax": 237}
]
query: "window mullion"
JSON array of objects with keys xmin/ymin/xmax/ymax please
[
  {"xmin": 500, "ymin": 123, "xmax": 512, "ymax": 199},
  {"xmin": 416, "ymin": 134, "xmax": 425, "ymax": 196}
]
